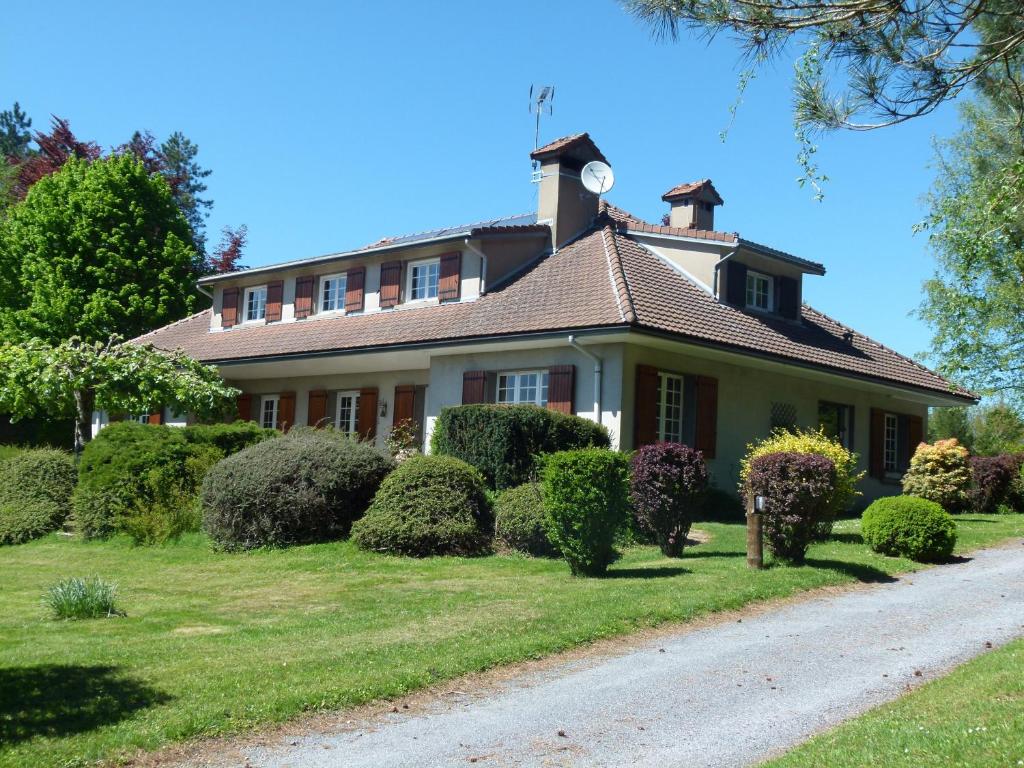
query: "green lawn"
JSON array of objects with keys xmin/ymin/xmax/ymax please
[
  {"xmin": 767, "ymin": 636, "xmax": 1024, "ymax": 767},
  {"xmin": 0, "ymin": 515, "xmax": 1021, "ymax": 768}
]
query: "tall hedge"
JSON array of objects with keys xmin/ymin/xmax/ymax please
[
  {"xmin": 431, "ymin": 404, "xmax": 610, "ymax": 489},
  {"xmin": 0, "ymin": 448, "xmax": 77, "ymax": 544}
]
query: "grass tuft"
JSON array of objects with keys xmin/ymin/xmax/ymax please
[{"xmin": 44, "ymin": 577, "xmax": 122, "ymax": 620}]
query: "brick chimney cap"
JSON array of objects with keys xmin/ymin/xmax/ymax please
[{"xmin": 662, "ymin": 179, "xmax": 724, "ymax": 206}]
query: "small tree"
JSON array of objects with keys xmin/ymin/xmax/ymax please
[
  {"xmin": 902, "ymin": 439, "xmax": 973, "ymax": 514},
  {"xmin": 0, "ymin": 337, "xmax": 238, "ymax": 453},
  {"xmin": 630, "ymin": 442, "xmax": 708, "ymax": 557}
]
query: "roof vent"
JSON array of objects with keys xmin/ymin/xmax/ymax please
[{"xmin": 662, "ymin": 179, "xmax": 724, "ymax": 231}]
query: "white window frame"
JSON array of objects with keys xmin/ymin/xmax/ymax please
[
  {"xmin": 883, "ymin": 413, "xmax": 899, "ymax": 475},
  {"xmin": 496, "ymin": 370, "xmax": 549, "ymax": 407},
  {"xmin": 335, "ymin": 390, "xmax": 361, "ymax": 437},
  {"xmin": 656, "ymin": 372, "xmax": 685, "ymax": 442},
  {"xmin": 132, "ymin": 414, "xmax": 150, "ymax": 424},
  {"xmin": 407, "ymin": 258, "xmax": 440, "ymax": 302},
  {"xmin": 244, "ymin": 285, "xmax": 268, "ymax": 322},
  {"xmin": 261, "ymin": 395, "xmax": 279, "ymax": 430},
  {"xmin": 320, "ymin": 273, "xmax": 347, "ymax": 314},
  {"xmin": 745, "ymin": 270, "xmax": 773, "ymax": 312}
]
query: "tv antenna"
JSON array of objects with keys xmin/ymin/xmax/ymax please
[{"xmin": 529, "ymin": 85, "xmax": 555, "ymax": 182}]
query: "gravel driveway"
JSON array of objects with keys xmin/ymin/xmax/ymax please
[{"xmin": 195, "ymin": 541, "xmax": 1024, "ymax": 768}]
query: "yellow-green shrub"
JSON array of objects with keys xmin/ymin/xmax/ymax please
[{"xmin": 902, "ymin": 438, "xmax": 972, "ymax": 513}]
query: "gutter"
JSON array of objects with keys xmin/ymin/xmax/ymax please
[
  {"xmin": 463, "ymin": 238, "xmax": 488, "ymax": 295},
  {"xmin": 567, "ymin": 334, "xmax": 603, "ymax": 426},
  {"xmin": 196, "ymin": 283, "xmax": 213, "ymax": 300}
]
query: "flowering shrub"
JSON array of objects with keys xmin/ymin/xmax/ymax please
[
  {"xmin": 901, "ymin": 439, "xmax": 972, "ymax": 513},
  {"xmin": 740, "ymin": 428, "xmax": 862, "ymax": 540},
  {"xmin": 969, "ymin": 454, "xmax": 1019, "ymax": 514},
  {"xmin": 630, "ymin": 443, "xmax": 709, "ymax": 557},
  {"xmin": 746, "ymin": 451, "xmax": 836, "ymax": 564},
  {"xmin": 861, "ymin": 496, "xmax": 956, "ymax": 562}
]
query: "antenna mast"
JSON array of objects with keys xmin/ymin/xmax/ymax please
[{"xmin": 529, "ymin": 85, "xmax": 555, "ymax": 183}]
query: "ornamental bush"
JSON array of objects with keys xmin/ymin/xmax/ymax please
[
  {"xmin": 0, "ymin": 500, "xmax": 63, "ymax": 545},
  {"xmin": 183, "ymin": 421, "xmax": 277, "ymax": 455},
  {"xmin": 431, "ymin": 404, "xmax": 610, "ymax": 490},
  {"xmin": 746, "ymin": 452, "xmax": 836, "ymax": 565},
  {"xmin": 541, "ymin": 448, "xmax": 631, "ymax": 576},
  {"xmin": 494, "ymin": 483, "xmax": 556, "ymax": 557},
  {"xmin": 740, "ymin": 428, "xmax": 862, "ymax": 540},
  {"xmin": 351, "ymin": 454, "xmax": 492, "ymax": 557},
  {"xmin": 0, "ymin": 447, "xmax": 77, "ymax": 522},
  {"xmin": 861, "ymin": 496, "xmax": 957, "ymax": 562},
  {"xmin": 969, "ymin": 454, "xmax": 1019, "ymax": 514},
  {"xmin": 202, "ymin": 428, "xmax": 393, "ymax": 550},
  {"xmin": 630, "ymin": 443, "xmax": 709, "ymax": 557},
  {"xmin": 901, "ymin": 439, "xmax": 972, "ymax": 513}
]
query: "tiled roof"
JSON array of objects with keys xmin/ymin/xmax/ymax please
[
  {"xmin": 137, "ymin": 213, "xmax": 972, "ymax": 401},
  {"xmin": 530, "ymin": 133, "xmax": 608, "ymax": 164},
  {"xmin": 662, "ymin": 179, "xmax": 724, "ymax": 205},
  {"xmin": 618, "ymin": 219, "xmax": 739, "ymax": 244}
]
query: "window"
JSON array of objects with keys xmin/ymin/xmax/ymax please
[
  {"xmin": 656, "ymin": 372, "xmax": 685, "ymax": 442},
  {"xmin": 335, "ymin": 390, "xmax": 360, "ymax": 437},
  {"xmin": 408, "ymin": 259, "xmax": 440, "ymax": 301},
  {"xmin": 771, "ymin": 401, "xmax": 798, "ymax": 433},
  {"xmin": 497, "ymin": 371, "xmax": 549, "ymax": 406},
  {"xmin": 883, "ymin": 413, "xmax": 899, "ymax": 474},
  {"xmin": 320, "ymin": 274, "xmax": 347, "ymax": 313},
  {"xmin": 819, "ymin": 401, "xmax": 854, "ymax": 450},
  {"xmin": 245, "ymin": 285, "xmax": 267, "ymax": 322},
  {"xmin": 745, "ymin": 270, "xmax": 773, "ymax": 312},
  {"xmin": 261, "ymin": 395, "xmax": 279, "ymax": 430},
  {"xmin": 132, "ymin": 414, "xmax": 149, "ymax": 424}
]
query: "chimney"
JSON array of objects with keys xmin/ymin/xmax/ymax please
[
  {"xmin": 662, "ymin": 179, "xmax": 724, "ymax": 231},
  {"xmin": 531, "ymin": 133, "xmax": 608, "ymax": 249}
]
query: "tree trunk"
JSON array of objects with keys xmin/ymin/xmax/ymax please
[{"xmin": 73, "ymin": 388, "xmax": 96, "ymax": 457}]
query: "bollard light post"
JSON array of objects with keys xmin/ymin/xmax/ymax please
[{"xmin": 746, "ymin": 494, "xmax": 765, "ymax": 569}]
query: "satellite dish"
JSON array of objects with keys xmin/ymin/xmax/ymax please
[{"xmin": 581, "ymin": 161, "xmax": 615, "ymax": 195}]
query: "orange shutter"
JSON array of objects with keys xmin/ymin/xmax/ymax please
[
  {"xmin": 307, "ymin": 389, "xmax": 328, "ymax": 427},
  {"xmin": 869, "ymin": 408, "xmax": 886, "ymax": 479},
  {"xmin": 295, "ymin": 276, "xmax": 315, "ymax": 319},
  {"xmin": 394, "ymin": 384, "xmax": 416, "ymax": 426},
  {"xmin": 357, "ymin": 388, "xmax": 378, "ymax": 440},
  {"xmin": 379, "ymin": 261, "xmax": 402, "ymax": 308},
  {"xmin": 462, "ymin": 371, "xmax": 486, "ymax": 404},
  {"xmin": 147, "ymin": 410, "xmax": 163, "ymax": 425},
  {"xmin": 236, "ymin": 393, "xmax": 252, "ymax": 422},
  {"xmin": 438, "ymin": 252, "xmax": 462, "ymax": 301},
  {"xmin": 694, "ymin": 375, "xmax": 718, "ymax": 459},
  {"xmin": 547, "ymin": 365, "xmax": 575, "ymax": 414},
  {"xmin": 265, "ymin": 280, "xmax": 284, "ymax": 322},
  {"xmin": 277, "ymin": 391, "xmax": 296, "ymax": 432},
  {"xmin": 634, "ymin": 365, "xmax": 659, "ymax": 448},
  {"xmin": 221, "ymin": 287, "xmax": 239, "ymax": 328},
  {"xmin": 345, "ymin": 267, "xmax": 365, "ymax": 312}
]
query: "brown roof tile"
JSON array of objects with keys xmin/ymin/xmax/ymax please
[
  {"xmin": 530, "ymin": 133, "xmax": 608, "ymax": 164},
  {"xmin": 662, "ymin": 179, "xmax": 724, "ymax": 205},
  {"xmin": 619, "ymin": 219, "xmax": 738, "ymax": 244}
]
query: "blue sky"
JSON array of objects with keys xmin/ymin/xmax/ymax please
[{"xmin": 2, "ymin": 0, "xmax": 962, "ymax": 361}]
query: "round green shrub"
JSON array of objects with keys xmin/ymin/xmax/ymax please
[
  {"xmin": 0, "ymin": 448, "xmax": 77, "ymax": 524},
  {"xmin": 0, "ymin": 499, "xmax": 63, "ymax": 545},
  {"xmin": 541, "ymin": 448, "xmax": 631, "ymax": 576},
  {"xmin": 861, "ymin": 495, "xmax": 957, "ymax": 562},
  {"xmin": 202, "ymin": 429, "xmax": 393, "ymax": 550},
  {"xmin": 351, "ymin": 454, "xmax": 492, "ymax": 557},
  {"xmin": 494, "ymin": 483, "xmax": 557, "ymax": 557}
]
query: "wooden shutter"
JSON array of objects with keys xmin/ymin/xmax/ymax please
[
  {"xmin": 725, "ymin": 261, "xmax": 747, "ymax": 306},
  {"xmin": 907, "ymin": 414, "xmax": 924, "ymax": 459},
  {"xmin": 265, "ymin": 280, "xmax": 284, "ymax": 322},
  {"xmin": 634, "ymin": 364, "xmax": 659, "ymax": 448},
  {"xmin": 379, "ymin": 261, "xmax": 402, "ymax": 308},
  {"xmin": 869, "ymin": 408, "xmax": 886, "ymax": 479},
  {"xmin": 221, "ymin": 287, "xmax": 240, "ymax": 328},
  {"xmin": 147, "ymin": 410, "xmax": 163, "ymax": 425},
  {"xmin": 438, "ymin": 252, "xmax": 462, "ymax": 301},
  {"xmin": 236, "ymin": 393, "xmax": 252, "ymax": 422},
  {"xmin": 307, "ymin": 389, "xmax": 328, "ymax": 427},
  {"xmin": 778, "ymin": 276, "xmax": 799, "ymax": 319},
  {"xmin": 547, "ymin": 365, "xmax": 575, "ymax": 414},
  {"xmin": 295, "ymin": 275, "xmax": 315, "ymax": 319},
  {"xmin": 694, "ymin": 375, "xmax": 718, "ymax": 459},
  {"xmin": 393, "ymin": 384, "xmax": 416, "ymax": 427},
  {"xmin": 345, "ymin": 267, "xmax": 365, "ymax": 312},
  {"xmin": 462, "ymin": 371, "xmax": 486, "ymax": 405},
  {"xmin": 357, "ymin": 387, "xmax": 378, "ymax": 440},
  {"xmin": 277, "ymin": 392, "xmax": 296, "ymax": 432}
]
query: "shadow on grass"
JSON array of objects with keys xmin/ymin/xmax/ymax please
[
  {"xmin": 602, "ymin": 566, "xmax": 691, "ymax": 579},
  {"xmin": 955, "ymin": 517, "xmax": 998, "ymax": 524},
  {"xmin": 802, "ymin": 558, "xmax": 897, "ymax": 584},
  {"xmin": 681, "ymin": 550, "xmax": 747, "ymax": 559},
  {"xmin": 0, "ymin": 664, "xmax": 172, "ymax": 745},
  {"xmin": 829, "ymin": 532, "xmax": 865, "ymax": 545}
]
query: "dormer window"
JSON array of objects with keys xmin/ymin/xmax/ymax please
[
  {"xmin": 244, "ymin": 285, "xmax": 267, "ymax": 322},
  {"xmin": 409, "ymin": 259, "xmax": 440, "ymax": 301},
  {"xmin": 745, "ymin": 270, "xmax": 773, "ymax": 312},
  {"xmin": 320, "ymin": 273, "xmax": 347, "ymax": 313}
]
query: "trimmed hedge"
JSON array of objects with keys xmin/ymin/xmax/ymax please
[
  {"xmin": 431, "ymin": 404, "xmax": 610, "ymax": 489},
  {"xmin": 183, "ymin": 421, "xmax": 277, "ymax": 455},
  {"xmin": 202, "ymin": 428, "xmax": 393, "ymax": 550},
  {"xmin": 541, "ymin": 448, "xmax": 631, "ymax": 576},
  {"xmin": 351, "ymin": 454, "xmax": 492, "ymax": 557},
  {"xmin": 902, "ymin": 438, "xmax": 972, "ymax": 514},
  {"xmin": 630, "ymin": 442, "xmax": 708, "ymax": 557},
  {"xmin": 494, "ymin": 483, "xmax": 556, "ymax": 557},
  {"xmin": 0, "ymin": 500, "xmax": 63, "ymax": 545},
  {"xmin": 862, "ymin": 495, "xmax": 957, "ymax": 562},
  {"xmin": 0, "ymin": 448, "xmax": 77, "ymax": 523}
]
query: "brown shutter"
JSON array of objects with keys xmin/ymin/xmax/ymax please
[
  {"xmin": 345, "ymin": 267, "xmax": 365, "ymax": 312},
  {"xmin": 634, "ymin": 365, "xmax": 659, "ymax": 448},
  {"xmin": 277, "ymin": 391, "xmax": 296, "ymax": 432},
  {"xmin": 307, "ymin": 389, "xmax": 328, "ymax": 427},
  {"xmin": 379, "ymin": 261, "xmax": 402, "ymax": 308},
  {"xmin": 357, "ymin": 387, "xmax": 378, "ymax": 440},
  {"xmin": 236, "ymin": 393, "xmax": 252, "ymax": 422},
  {"xmin": 907, "ymin": 414, "xmax": 924, "ymax": 460},
  {"xmin": 295, "ymin": 275, "xmax": 315, "ymax": 319},
  {"xmin": 547, "ymin": 365, "xmax": 575, "ymax": 414},
  {"xmin": 869, "ymin": 408, "xmax": 886, "ymax": 479},
  {"xmin": 394, "ymin": 384, "xmax": 416, "ymax": 426},
  {"xmin": 462, "ymin": 371, "xmax": 487, "ymax": 405},
  {"xmin": 694, "ymin": 375, "xmax": 718, "ymax": 459},
  {"xmin": 147, "ymin": 410, "xmax": 163, "ymax": 425},
  {"xmin": 438, "ymin": 252, "xmax": 462, "ymax": 301},
  {"xmin": 221, "ymin": 287, "xmax": 239, "ymax": 328},
  {"xmin": 265, "ymin": 280, "xmax": 284, "ymax": 322}
]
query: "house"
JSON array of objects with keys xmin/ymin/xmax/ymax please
[{"xmin": 128, "ymin": 133, "xmax": 975, "ymax": 502}]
